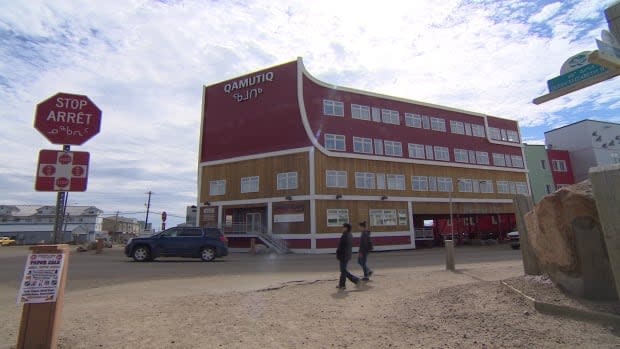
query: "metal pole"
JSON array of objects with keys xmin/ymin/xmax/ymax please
[
  {"xmin": 449, "ymin": 190, "xmax": 454, "ymax": 241},
  {"xmin": 52, "ymin": 145, "xmax": 70, "ymax": 244},
  {"xmin": 144, "ymin": 191, "xmax": 152, "ymax": 230}
]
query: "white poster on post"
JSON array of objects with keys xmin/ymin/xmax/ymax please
[{"xmin": 17, "ymin": 253, "xmax": 65, "ymax": 304}]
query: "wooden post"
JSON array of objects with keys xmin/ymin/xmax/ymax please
[
  {"xmin": 17, "ymin": 244, "xmax": 70, "ymax": 349},
  {"xmin": 445, "ymin": 240, "xmax": 455, "ymax": 271},
  {"xmin": 513, "ymin": 195, "xmax": 542, "ymax": 275},
  {"xmin": 250, "ymin": 238, "xmax": 256, "ymax": 255},
  {"xmin": 590, "ymin": 164, "xmax": 620, "ymax": 300}
]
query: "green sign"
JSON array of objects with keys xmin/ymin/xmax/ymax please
[{"xmin": 547, "ymin": 63, "xmax": 608, "ymax": 92}]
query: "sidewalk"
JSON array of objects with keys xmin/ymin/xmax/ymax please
[{"xmin": 2, "ymin": 259, "xmax": 618, "ymax": 348}]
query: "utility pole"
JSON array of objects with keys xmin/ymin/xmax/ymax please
[
  {"xmin": 113, "ymin": 211, "xmax": 119, "ymax": 242},
  {"xmin": 144, "ymin": 191, "xmax": 152, "ymax": 231}
]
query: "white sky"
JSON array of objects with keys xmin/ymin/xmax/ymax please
[{"xmin": 0, "ymin": 0, "xmax": 619, "ymax": 228}]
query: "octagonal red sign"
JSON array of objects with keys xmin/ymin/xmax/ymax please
[{"xmin": 34, "ymin": 92, "xmax": 102, "ymax": 145}]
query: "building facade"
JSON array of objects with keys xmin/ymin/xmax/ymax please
[
  {"xmin": 101, "ymin": 215, "xmax": 141, "ymax": 242},
  {"xmin": 524, "ymin": 144, "xmax": 575, "ymax": 203},
  {"xmin": 198, "ymin": 58, "xmax": 528, "ymax": 253},
  {"xmin": 0, "ymin": 205, "xmax": 104, "ymax": 244},
  {"xmin": 545, "ymin": 119, "xmax": 620, "ymax": 182}
]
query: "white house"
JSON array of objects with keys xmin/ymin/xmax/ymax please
[{"xmin": 0, "ymin": 205, "xmax": 104, "ymax": 244}]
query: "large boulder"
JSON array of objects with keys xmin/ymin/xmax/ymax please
[{"xmin": 524, "ymin": 180, "xmax": 617, "ymax": 300}]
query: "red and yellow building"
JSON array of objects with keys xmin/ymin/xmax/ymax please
[{"xmin": 198, "ymin": 58, "xmax": 527, "ymax": 253}]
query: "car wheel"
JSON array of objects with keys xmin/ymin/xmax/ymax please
[
  {"xmin": 132, "ymin": 246, "xmax": 151, "ymax": 262},
  {"xmin": 201, "ymin": 247, "xmax": 215, "ymax": 262}
]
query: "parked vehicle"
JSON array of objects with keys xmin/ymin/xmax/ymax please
[
  {"xmin": 508, "ymin": 231, "xmax": 520, "ymax": 249},
  {"xmin": 0, "ymin": 236, "xmax": 16, "ymax": 246},
  {"xmin": 124, "ymin": 226, "xmax": 228, "ymax": 262}
]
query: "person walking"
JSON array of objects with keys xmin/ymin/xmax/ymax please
[
  {"xmin": 358, "ymin": 221, "xmax": 373, "ymax": 281},
  {"xmin": 336, "ymin": 223, "xmax": 360, "ymax": 290}
]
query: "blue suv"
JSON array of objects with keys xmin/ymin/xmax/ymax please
[{"xmin": 125, "ymin": 226, "xmax": 228, "ymax": 262}]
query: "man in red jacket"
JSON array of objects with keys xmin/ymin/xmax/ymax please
[{"xmin": 336, "ymin": 223, "xmax": 360, "ymax": 290}]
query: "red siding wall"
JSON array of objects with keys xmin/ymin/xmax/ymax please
[
  {"xmin": 301, "ymin": 75, "xmax": 522, "ymax": 159},
  {"xmin": 201, "ymin": 61, "xmax": 310, "ymax": 162},
  {"xmin": 547, "ymin": 149, "xmax": 575, "ymax": 185}
]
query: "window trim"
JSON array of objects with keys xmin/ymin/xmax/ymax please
[
  {"xmin": 325, "ymin": 133, "xmax": 346, "ymax": 151},
  {"xmin": 430, "ymin": 117, "xmax": 446, "ymax": 132},
  {"xmin": 323, "ymin": 99, "xmax": 344, "ymax": 117},
  {"xmin": 353, "ymin": 136, "xmax": 373, "ymax": 154},
  {"xmin": 351, "ymin": 104, "xmax": 371, "ymax": 120},
  {"xmin": 327, "ymin": 209, "xmax": 349, "ymax": 227},
  {"xmin": 240, "ymin": 176, "xmax": 260, "ymax": 193},
  {"xmin": 209, "ymin": 179, "xmax": 226, "ymax": 196},
  {"xmin": 326, "ymin": 170, "xmax": 347, "ymax": 188},
  {"xmin": 276, "ymin": 172, "xmax": 298, "ymax": 190}
]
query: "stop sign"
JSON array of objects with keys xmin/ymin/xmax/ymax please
[{"xmin": 34, "ymin": 92, "xmax": 102, "ymax": 145}]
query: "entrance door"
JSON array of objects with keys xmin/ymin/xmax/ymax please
[{"xmin": 246, "ymin": 213, "xmax": 262, "ymax": 234}]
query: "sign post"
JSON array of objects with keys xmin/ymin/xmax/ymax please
[
  {"xmin": 16, "ymin": 245, "xmax": 70, "ymax": 349},
  {"xmin": 33, "ymin": 92, "xmax": 101, "ymax": 243},
  {"xmin": 24, "ymin": 92, "xmax": 101, "ymax": 348}
]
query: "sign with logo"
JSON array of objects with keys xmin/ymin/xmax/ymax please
[
  {"xmin": 17, "ymin": 253, "xmax": 66, "ymax": 303},
  {"xmin": 547, "ymin": 52, "xmax": 609, "ymax": 92},
  {"xmin": 35, "ymin": 150, "xmax": 89, "ymax": 192},
  {"xmin": 273, "ymin": 203, "xmax": 305, "ymax": 223},
  {"xmin": 223, "ymin": 71, "xmax": 275, "ymax": 102},
  {"xmin": 34, "ymin": 92, "xmax": 102, "ymax": 145}
]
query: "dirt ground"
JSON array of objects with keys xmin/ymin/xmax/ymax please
[{"xmin": 1, "ymin": 260, "xmax": 619, "ymax": 348}]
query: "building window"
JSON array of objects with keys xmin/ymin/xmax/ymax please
[
  {"xmin": 355, "ymin": 172, "xmax": 376, "ymax": 189},
  {"xmin": 497, "ymin": 181, "xmax": 510, "ymax": 194},
  {"xmin": 374, "ymin": 139, "xmax": 383, "ymax": 155},
  {"xmin": 241, "ymin": 176, "xmax": 259, "ymax": 193},
  {"xmin": 468, "ymin": 150, "xmax": 476, "ymax": 164},
  {"xmin": 428, "ymin": 176, "xmax": 437, "ymax": 191},
  {"xmin": 479, "ymin": 180, "xmax": 494, "ymax": 193},
  {"xmin": 376, "ymin": 173, "xmax": 386, "ymax": 189},
  {"xmin": 505, "ymin": 154, "xmax": 512, "ymax": 167},
  {"xmin": 430, "ymin": 117, "xmax": 446, "ymax": 132},
  {"xmin": 277, "ymin": 172, "xmax": 298, "ymax": 190},
  {"xmin": 516, "ymin": 182, "xmax": 529, "ymax": 195},
  {"xmin": 351, "ymin": 104, "xmax": 371, "ymax": 120},
  {"xmin": 209, "ymin": 180, "xmax": 226, "ymax": 196},
  {"xmin": 500, "ymin": 129, "xmax": 508, "ymax": 141},
  {"xmin": 434, "ymin": 146, "xmax": 450, "ymax": 161},
  {"xmin": 493, "ymin": 153, "xmax": 506, "ymax": 166},
  {"xmin": 488, "ymin": 127, "xmax": 501, "ymax": 140},
  {"xmin": 326, "ymin": 170, "xmax": 347, "ymax": 188},
  {"xmin": 454, "ymin": 149, "xmax": 469, "ymax": 163},
  {"xmin": 381, "ymin": 109, "xmax": 400, "ymax": 125},
  {"xmin": 405, "ymin": 113, "xmax": 422, "ymax": 128},
  {"xmin": 398, "ymin": 209, "xmax": 408, "ymax": 226},
  {"xmin": 369, "ymin": 209, "xmax": 397, "ymax": 226},
  {"xmin": 511, "ymin": 155, "xmax": 524, "ymax": 168},
  {"xmin": 327, "ymin": 209, "xmax": 349, "ymax": 227},
  {"xmin": 465, "ymin": 123, "xmax": 472, "ymax": 136},
  {"xmin": 323, "ymin": 99, "xmax": 344, "ymax": 117},
  {"xmin": 507, "ymin": 130, "xmax": 520, "ymax": 143},
  {"xmin": 471, "ymin": 124, "xmax": 485, "ymax": 137},
  {"xmin": 353, "ymin": 137, "xmax": 373, "ymax": 154},
  {"xmin": 476, "ymin": 151, "xmax": 490, "ymax": 165},
  {"xmin": 545, "ymin": 184, "xmax": 554, "ymax": 194},
  {"xmin": 412, "ymin": 176, "xmax": 429, "ymax": 191},
  {"xmin": 450, "ymin": 120, "xmax": 465, "ymax": 134},
  {"xmin": 458, "ymin": 178, "xmax": 473, "ymax": 192},
  {"xmin": 387, "ymin": 174, "xmax": 406, "ymax": 190},
  {"xmin": 384, "ymin": 141, "xmax": 403, "ymax": 157},
  {"xmin": 551, "ymin": 159, "xmax": 567, "ymax": 172},
  {"xmin": 408, "ymin": 143, "xmax": 426, "ymax": 159},
  {"xmin": 421, "ymin": 146, "xmax": 432, "ymax": 160},
  {"xmin": 422, "ymin": 115, "xmax": 430, "ymax": 129},
  {"xmin": 540, "ymin": 159, "xmax": 547, "ymax": 170},
  {"xmin": 325, "ymin": 134, "xmax": 346, "ymax": 151},
  {"xmin": 371, "ymin": 107, "xmax": 381, "ymax": 122}
]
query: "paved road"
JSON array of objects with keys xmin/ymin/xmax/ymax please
[{"xmin": 0, "ymin": 244, "xmax": 521, "ymax": 292}]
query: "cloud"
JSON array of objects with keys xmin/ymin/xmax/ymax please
[
  {"xmin": 529, "ymin": 2, "xmax": 563, "ymax": 23},
  {"xmin": 0, "ymin": 0, "xmax": 618, "ymax": 228}
]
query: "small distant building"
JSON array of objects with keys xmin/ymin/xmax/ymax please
[
  {"xmin": 545, "ymin": 119, "xmax": 620, "ymax": 182},
  {"xmin": 0, "ymin": 205, "xmax": 104, "ymax": 244},
  {"xmin": 102, "ymin": 215, "xmax": 141, "ymax": 242},
  {"xmin": 524, "ymin": 144, "xmax": 576, "ymax": 203},
  {"xmin": 186, "ymin": 206, "xmax": 198, "ymax": 226}
]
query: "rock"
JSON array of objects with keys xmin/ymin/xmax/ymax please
[
  {"xmin": 524, "ymin": 180, "xmax": 618, "ymax": 300},
  {"xmin": 523, "ymin": 311, "xmax": 530, "ymax": 316}
]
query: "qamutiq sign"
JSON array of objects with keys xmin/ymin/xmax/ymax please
[{"xmin": 34, "ymin": 93, "xmax": 102, "ymax": 145}]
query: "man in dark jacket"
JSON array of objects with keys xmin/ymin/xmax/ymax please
[
  {"xmin": 336, "ymin": 223, "xmax": 360, "ymax": 289},
  {"xmin": 358, "ymin": 221, "xmax": 373, "ymax": 281}
]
